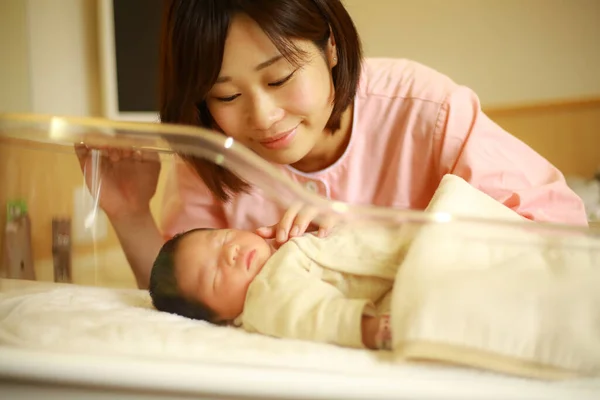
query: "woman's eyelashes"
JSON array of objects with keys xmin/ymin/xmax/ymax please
[
  {"xmin": 268, "ymin": 70, "xmax": 296, "ymax": 87},
  {"xmin": 214, "ymin": 70, "xmax": 297, "ymax": 102},
  {"xmin": 216, "ymin": 94, "xmax": 239, "ymax": 103}
]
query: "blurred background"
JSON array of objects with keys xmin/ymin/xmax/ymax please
[{"xmin": 0, "ymin": 0, "xmax": 599, "ymax": 288}]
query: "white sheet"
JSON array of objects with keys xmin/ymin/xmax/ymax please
[{"xmin": 1, "ymin": 279, "xmax": 599, "ymax": 400}]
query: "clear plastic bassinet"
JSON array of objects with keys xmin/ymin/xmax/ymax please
[
  {"xmin": 0, "ymin": 112, "xmax": 598, "ymax": 287},
  {"xmin": 1, "ymin": 113, "xmax": 600, "ymax": 400}
]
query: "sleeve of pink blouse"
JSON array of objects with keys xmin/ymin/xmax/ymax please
[
  {"xmin": 159, "ymin": 156, "xmax": 228, "ymax": 240},
  {"xmin": 434, "ymin": 86, "xmax": 588, "ymax": 227}
]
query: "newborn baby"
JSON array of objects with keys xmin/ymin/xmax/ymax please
[
  {"xmin": 150, "ymin": 174, "xmax": 600, "ymax": 380},
  {"xmin": 149, "ymin": 222, "xmax": 406, "ymax": 350}
]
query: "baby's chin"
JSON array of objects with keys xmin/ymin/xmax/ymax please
[
  {"xmin": 220, "ymin": 302, "xmax": 246, "ymax": 325},
  {"xmin": 226, "ymin": 295, "xmax": 250, "ymax": 326}
]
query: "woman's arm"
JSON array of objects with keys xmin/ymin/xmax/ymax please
[
  {"xmin": 75, "ymin": 146, "xmax": 164, "ymax": 289},
  {"xmin": 75, "ymin": 147, "xmax": 227, "ymax": 289},
  {"xmin": 435, "ymin": 86, "xmax": 588, "ymax": 226},
  {"xmin": 110, "ymin": 210, "xmax": 164, "ymax": 289},
  {"xmin": 112, "ymin": 157, "xmax": 227, "ymax": 289}
]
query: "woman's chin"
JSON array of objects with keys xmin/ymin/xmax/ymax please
[{"xmin": 257, "ymin": 148, "xmax": 311, "ymax": 166}]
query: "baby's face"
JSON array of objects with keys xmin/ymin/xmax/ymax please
[{"xmin": 174, "ymin": 229, "xmax": 273, "ymax": 322}]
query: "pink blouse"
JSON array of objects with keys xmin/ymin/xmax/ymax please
[{"xmin": 160, "ymin": 58, "xmax": 588, "ymax": 238}]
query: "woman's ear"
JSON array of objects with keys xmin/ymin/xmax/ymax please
[{"xmin": 327, "ymin": 26, "xmax": 338, "ymax": 68}]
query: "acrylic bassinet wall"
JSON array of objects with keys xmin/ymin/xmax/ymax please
[
  {"xmin": 1, "ymin": 113, "xmax": 599, "ymax": 289},
  {"xmin": 0, "ymin": 133, "xmax": 159, "ymax": 288},
  {"xmin": 0, "ymin": 114, "xmax": 365, "ymax": 288},
  {"xmin": 0, "ymin": 116, "xmax": 185, "ymax": 288}
]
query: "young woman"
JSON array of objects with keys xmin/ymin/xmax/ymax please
[{"xmin": 77, "ymin": 0, "xmax": 587, "ymax": 289}]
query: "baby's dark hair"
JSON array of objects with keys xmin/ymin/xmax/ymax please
[{"xmin": 149, "ymin": 228, "xmax": 217, "ymax": 322}]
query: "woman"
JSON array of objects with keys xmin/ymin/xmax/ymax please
[{"xmin": 77, "ymin": 0, "xmax": 587, "ymax": 289}]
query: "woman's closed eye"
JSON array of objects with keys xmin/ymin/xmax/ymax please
[
  {"xmin": 268, "ymin": 70, "xmax": 296, "ymax": 87},
  {"xmin": 213, "ymin": 69, "xmax": 296, "ymax": 102},
  {"xmin": 215, "ymin": 94, "xmax": 239, "ymax": 103}
]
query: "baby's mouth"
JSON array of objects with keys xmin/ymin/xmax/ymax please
[{"xmin": 245, "ymin": 249, "xmax": 256, "ymax": 270}]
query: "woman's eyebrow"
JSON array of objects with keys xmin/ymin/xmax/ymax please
[
  {"xmin": 255, "ymin": 55, "xmax": 284, "ymax": 71},
  {"xmin": 215, "ymin": 55, "xmax": 284, "ymax": 84}
]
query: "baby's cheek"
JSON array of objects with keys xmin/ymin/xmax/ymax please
[{"xmin": 229, "ymin": 276, "xmax": 253, "ymax": 305}]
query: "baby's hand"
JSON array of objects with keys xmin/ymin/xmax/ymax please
[{"xmin": 255, "ymin": 202, "xmax": 336, "ymax": 245}]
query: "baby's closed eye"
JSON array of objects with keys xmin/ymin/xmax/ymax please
[{"xmin": 212, "ymin": 267, "xmax": 220, "ymax": 291}]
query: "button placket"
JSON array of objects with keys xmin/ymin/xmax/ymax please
[{"xmin": 305, "ymin": 180, "xmax": 318, "ymax": 193}]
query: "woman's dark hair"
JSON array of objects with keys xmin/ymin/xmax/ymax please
[
  {"xmin": 149, "ymin": 228, "xmax": 217, "ymax": 322},
  {"xmin": 159, "ymin": 0, "xmax": 363, "ymax": 202}
]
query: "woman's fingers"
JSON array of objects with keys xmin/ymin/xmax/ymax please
[
  {"xmin": 74, "ymin": 144, "xmax": 156, "ymax": 165},
  {"xmin": 108, "ymin": 148, "xmax": 121, "ymax": 162},
  {"xmin": 315, "ymin": 213, "xmax": 338, "ymax": 238},
  {"xmin": 255, "ymin": 203, "xmax": 306, "ymax": 242},
  {"xmin": 289, "ymin": 205, "xmax": 319, "ymax": 238},
  {"xmin": 256, "ymin": 203, "xmax": 337, "ymax": 245},
  {"xmin": 255, "ymin": 199, "xmax": 341, "ymax": 244},
  {"xmin": 275, "ymin": 202, "xmax": 304, "ymax": 243},
  {"xmin": 121, "ymin": 148, "xmax": 133, "ymax": 159},
  {"xmin": 255, "ymin": 225, "xmax": 276, "ymax": 238},
  {"xmin": 141, "ymin": 148, "xmax": 161, "ymax": 163}
]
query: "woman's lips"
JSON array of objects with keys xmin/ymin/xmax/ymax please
[
  {"xmin": 245, "ymin": 249, "xmax": 256, "ymax": 270},
  {"xmin": 259, "ymin": 127, "xmax": 297, "ymax": 150}
]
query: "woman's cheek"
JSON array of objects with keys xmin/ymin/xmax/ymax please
[
  {"xmin": 283, "ymin": 79, "xmax": 326, "ymax": 115},
  {"xmin": 209, "ymin": 105, "xmax": 241, "ymax": 136}
]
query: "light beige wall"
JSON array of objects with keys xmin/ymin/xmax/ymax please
[
  {"xmin": 487, "ymin": 100, "xmax": 600, "ymax": 177},
  {"xmin": 1, "ymin": 0, "xmax": 598, "ymax": 116},
  {"xmin": 26, "ymin": 0, "xmax": 102, "ymax": 116},
  {"xmin": 0, "ymin": 0, "xmax": 31, "ymax": 113},
  {"xmin": 0, "ymin": 0, "xmax": 101, "ymax": 116},
  {"xmin": 343, "ymin": 0, "xmax": 600, "ymax": 107}
]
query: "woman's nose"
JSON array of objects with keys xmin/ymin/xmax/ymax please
[{"xmin": 247, "ymin": 92, "xmax": 284, "ymax": 131}]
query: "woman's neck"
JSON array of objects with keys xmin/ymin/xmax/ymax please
[{"xmin": 291, "ymin": 105, "xmax": 354, "ymax": 173}]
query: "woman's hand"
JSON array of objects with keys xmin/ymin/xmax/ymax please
[
  {"xmin": 255, "ymin": 201, "xmax": 337, "ymax": 246},
  {"xmin": 74, "ymin": 145, "xmax": 161, "ymax": 221}
]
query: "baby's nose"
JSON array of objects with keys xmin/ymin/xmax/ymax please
[{"xmin": 224, "ymin": 244, "xmax": 239, "ymax": 265}]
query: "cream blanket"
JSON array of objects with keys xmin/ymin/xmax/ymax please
[{"xmin": 391, "ymin": 174, "xmax": 600, "ymax": 379}]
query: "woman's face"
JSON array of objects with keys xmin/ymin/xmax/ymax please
[{"xmin": 205, "ymin": 14, "xmax": 338, "ymax": 167}]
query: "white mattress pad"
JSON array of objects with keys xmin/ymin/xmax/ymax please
[{"xmin": 0, "ymin": 279, "xmax": 598, "ymax": 400}]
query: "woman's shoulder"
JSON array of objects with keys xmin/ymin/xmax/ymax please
[{"xmin": 357, "ymin": 58, "xmax": 460, "ymax": 105}]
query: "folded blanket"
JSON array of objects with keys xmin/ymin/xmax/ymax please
[{"xmin": 391, "ymin": 174, "xmax": 600, "ymax": 379}]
